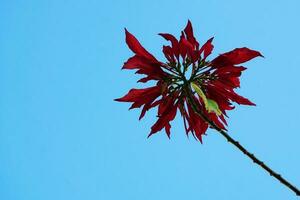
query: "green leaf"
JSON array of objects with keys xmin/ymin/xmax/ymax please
[
  {"xmin": 191, "ymin": 82, "xmax": 222, "ymax": 116},
  {"xmin": 207, "ymin": 99, "xmax": 222, "ymax": 116},
  {"xmin": 191, "ymin": 82, "xmax": 208, "ymax": 109}
]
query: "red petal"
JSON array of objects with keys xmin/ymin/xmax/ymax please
[
  {"xmin": 218, "ymin": 77, "xmax": 241, "ymax": 88},
  {"xmin": 207, "ymin": 83, "xmax": 256, "ymax": 106},
  {"xmin": 209, "ymin": 113, "xmax": 226, "ymax": 130},
  {"xmin": 125, "ymin": 29, "xmax": 159, "ymax": 62},
  {"xmin": 159, "ymin": 33, "xmax": 179, "ymax": 58},
  {"xmin": 213, "ymin": 66, "xmax": 247, "ymax": 76},
  {"xmin": 139, "ymin": 99, "xmax": 163, "ymax": 120},
  {"xmin": 148, "ymin": 100, "xmax": 178, "ymax": 137},
  {"xmin": 137, "ymin": 77, "xmax": 152, "ymax": 83},
  {"xmin": 164, "ymin": 123, "xmax": 171, "ymax": 138},
  {"xmin": 186, "ymin": 102, "xmax": 208, "ymax": 143},
  {"xmin": 162, "ymin": 45, "xmax": 176, "ymax": 63},
  {"xmin": 199, "ymin": 37, "xmax": 214, "ymax": 60},
  {"xmin": 230, "ymin": 93, "xmax": 256, "ymax": 106},
  {"xmin": 219, "ymin": 114, "xmax": 228, "ymax": 126},
  {"xmin": 179, "ymin": 104, "xmax": 190, "ymax": 135},
  {"xmin": 115, "ymin": 86, "xmax": 160, "ymax": 103},
  {"xmin": 184, "ymin": 20, "xmax": 199, "ymax": 49},
  {"xmin": 123, "ymin": 55, "xmax": 165, "ymax": 81},
  {"xmin": 206, "ymin": 87, "xmax": 235, "ymax": 113},
  {"xmin": 179, "ymin": 37, "xmax": 199, "ymax": 62},
  {"xmin": 212, "ymin": 47, "xmax": 263, "ymax": 67}
]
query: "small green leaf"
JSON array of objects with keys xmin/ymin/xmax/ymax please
[
  {"xmin": 191, "ymin": 82, "xmax": 208, "ymax": 109},
  {"xmin": 207, "ymin": 99, "xmax": 222, "ymax": 116},
  {"xmin": 191, "ymin": 82, "xmax": 222, "ymax": 116}
]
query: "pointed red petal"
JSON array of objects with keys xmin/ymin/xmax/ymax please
[
  {"xmin": 125, "ymin": 29, "xmax": 159, "ymax": 62},
  {"xmin": 123, "ymin": 55, "xmax": 165, "ymax": 82},
  {"xmin": 115, "ymin": 86, "xmax": 160, "ymax": 103},
  {"xmin": 199, "ymin": 37, "xmax": 214, "ymax": 60},
  {"xmin": 213, "ymin": 66, "xmax": 247, "ymax": 76},
  {"xmin": 162, "ymin": 45, "xmax": 176, "ymax": 63},
  {"xmin": 212, "ymin": 47, "xmax": 263, "ymax": 67},
  {"xmin": 207, "ymin": 83, "xmax": 256, "ymax": 106},
  {"xmin": 186, "ymin": 103, "xmax": 208, "ymax": 143},
  {"xmin": 183, "ymin": 20, "xmax": 199, "ymax": 49},
  {"xmin": 139, "ymin": 99, "xmax": 162, "ymax": 120},
  {"xmin": 209, "ymin": 113, "xmax": 226, "ymax": 130},
  {"xmin": 179, "ymin": 37, "xmax": 199, "ymax": 61},
  {"xmin": 159, "ymin": 33, "xmax": 179, "ymax": 58},
  {"xmin": 148, "ymin": 96, "xmax": 178, "ymax": 137}
]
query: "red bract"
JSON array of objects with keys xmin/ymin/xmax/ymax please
[{"xmin": 115, "ymin": 20, "xmax": 263, "ymax": 142}]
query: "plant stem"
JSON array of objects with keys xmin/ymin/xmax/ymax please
[{"xmin": 186, "ymin": 88, "xmax": 300, "ymax": 196}]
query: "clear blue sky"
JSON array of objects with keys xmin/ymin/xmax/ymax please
[{"xmin": 1, "ymin": 0, "xmax": 299, "ymax": 199}]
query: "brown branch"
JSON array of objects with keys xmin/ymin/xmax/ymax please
[{"xmin": 186, "ymin": 88, "xmax": 300, "ymax": 196}]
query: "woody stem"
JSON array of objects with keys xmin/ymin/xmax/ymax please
[{"xmin": 185, "ymin": 87, "xmax": 300, "ymax": 196}]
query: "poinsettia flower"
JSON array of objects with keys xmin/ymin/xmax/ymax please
[{"xmin": 115, "ymin": 20, "xmax": 263, "ymax": 142}]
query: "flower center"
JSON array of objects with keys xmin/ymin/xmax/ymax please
[{"xmin": 163, "ymin": 59, "xmax": 214, "ymax": 94}]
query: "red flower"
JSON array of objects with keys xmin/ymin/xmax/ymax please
[{"xmin": 115, "ymin": 20, "xmax": 262, "ymax": 142}]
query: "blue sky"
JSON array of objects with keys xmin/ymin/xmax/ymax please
[{"xmin": 1, "ymin": 0, "xmax": 300, "ymax": 199}]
